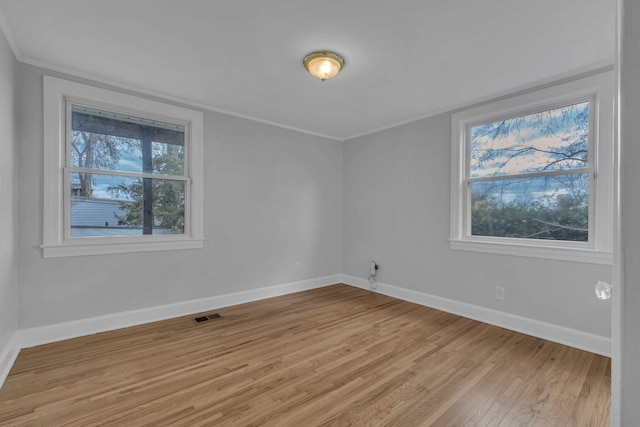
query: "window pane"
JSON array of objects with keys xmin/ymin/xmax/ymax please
[
  {"xmin": 70, "ymin": 105, "xmax": 185, "ymax": 175},
  {"xmin": 470, "ymin": 173, "xmax": 589, "ymax": 241},
  {"xmin": 470, "ymin": 102, "xmax": 589, "ymax": 178},
  {"xmin": 151, "ymin": 178, "xmax": 185, "ymax": 234},
  {"xmin": 70, "ymin": 131, "xmax": 141, "ymax": 172},
  {"xmin": 70, "ymin": 173, "xmax": 184, "ymax": 237},
  {"xmin": 152, "ymin": 141, "xmax": 185, "ymax": 176}
]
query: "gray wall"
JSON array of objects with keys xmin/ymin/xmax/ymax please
[
  {"xmin": 342, "ymin": 111, "xmax": 612, "ymax": 337},
  {"xmin": 620, "ymin": 0, "xmax": 640, "ymax": 421},
  {"xmin": 12, "ymin": 52, "xmax": 616, "ymax": 348},
  {"xmin": 15, "ymin": 63, "xmax": 343, "ymax": 329},
  {"xmin": 0, "ymin": 29, "xmax": 17, "ymax": 350},
  {"xmin": 5, "ymin": 17, "xmax": 633, "ymax": 416}
]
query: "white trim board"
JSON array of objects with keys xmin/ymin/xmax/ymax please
[
  {"xmin": 2, "ymin": 273, "xmax": 610, "ymax": 390},
  {"xmin": 0, "ymin": 275, "xmax": 336, "ymax": 389},
  {"xmin": 0, "ymin": 333, "xmax": 21, "ymax": 389},
  {"xmin": 341, "ymin": 274, "xmax": 611, "ymax": 357},
  {"xmin": 19, "ymin": 275, "xmax": 341, "ymax": 349}
]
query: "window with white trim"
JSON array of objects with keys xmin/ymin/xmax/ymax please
[
  {"xmin": 450, "ymin": 72, "xmax": 613, "ymax": 264},
  {"xmin": 43, "ymin": 76, "xmax": 204, "ymax": 258}
]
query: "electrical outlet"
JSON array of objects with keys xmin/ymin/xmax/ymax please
[
  {"xmin": 296, "ymin": 262, "xmax": 302, "ymax": 271},
  {"xmin": 495, "ymin": 286, "xmax": 505, "ymax": 301}
]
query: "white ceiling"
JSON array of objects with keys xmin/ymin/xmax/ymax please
[{"xmin": 0, "ymin": 0, "xmax": 615, "ymax": 141}]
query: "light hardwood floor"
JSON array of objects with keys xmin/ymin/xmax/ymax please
[{"xmin": 0, "ymin": 284, "xmax": 610, "ymax": 426}]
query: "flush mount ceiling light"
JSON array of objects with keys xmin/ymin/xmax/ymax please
[{"xmin": 303, "ymin": 51, "xmax": 345, "ymax": 81}]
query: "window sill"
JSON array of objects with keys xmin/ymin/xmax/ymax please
[
  {"xmin": 42, "ymin": 238, "xmax": 204, "ymax": 258},
  {"xmin": 449, "ymin": 239, "xmax": 612, "ymax": 265}
]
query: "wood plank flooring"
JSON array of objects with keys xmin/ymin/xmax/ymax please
[{"xmin": 0, "ymin": 284, "xmax": 610, "ymax": 426}]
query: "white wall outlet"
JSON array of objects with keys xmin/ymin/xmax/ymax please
[
  {"xmin": 495, "ymin": 286, "xmax": 505, "ymax": 301},
  {"xmin": 296, "ymin": 262, "xmax": 302, "ymax": 271}
]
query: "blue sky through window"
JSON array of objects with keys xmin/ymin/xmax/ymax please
[{"xmin": 470, "ymin": 101, "xmax": 589, "ymax": 179}]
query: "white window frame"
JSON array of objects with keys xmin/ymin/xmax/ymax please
[
  {"xmin": 450, "ymin": 71, "xmax": 614, "ymax": 265},
  {"xmin": 42, "ymin": 76, "xmax": 204, "ymax": 258}
]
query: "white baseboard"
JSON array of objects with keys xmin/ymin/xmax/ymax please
[
  {"xmin": 0, "ymin": 332, "xmax": 21, "ymax": 389},
  {"xmin": 19, "ymin": 275, "xmax": 341, "ymax": 349},
  {"xmin": 4, "ymin": 272, "xmax": 609, "ymax": 391},
  {"xmin": 341, "ymin": 274, "xmax": 611, "ymax": 357}
]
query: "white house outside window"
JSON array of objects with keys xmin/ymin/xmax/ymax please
[{"xmin": 450, "ymin": 71, "xmax": 614, "ymax": 264}]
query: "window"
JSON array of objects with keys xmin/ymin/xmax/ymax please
[
  {"xmin": 43, "ymin": 76, "xmax": 204, "ymax": 257},
  {"xmin": 469, "ymin": 102, "xmax": 591, "ymax": 241},
  {"xmin": 450, "ymin": 72, "xmax": 613, "ymax": 264}
]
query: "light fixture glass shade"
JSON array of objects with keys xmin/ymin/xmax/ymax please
[{"xmin": 303, "ymin": 51, "xmax": 345, "ymax": 81}]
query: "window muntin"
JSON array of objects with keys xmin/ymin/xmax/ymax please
[{"xmin": 466, "ymin": 101, "xmax": 593, "ymax": 243}]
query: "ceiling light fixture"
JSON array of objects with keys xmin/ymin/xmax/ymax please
[{"xmin": 303, "ymin": 51, "xmax": 345, "ymax": 81}]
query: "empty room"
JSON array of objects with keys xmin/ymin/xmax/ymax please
[{"xmin": 0, "ymin": 0, "xmax": 639, "ymax": 425}]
